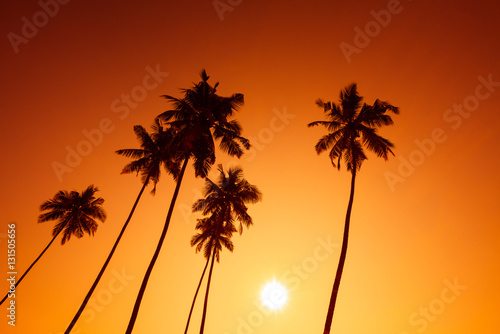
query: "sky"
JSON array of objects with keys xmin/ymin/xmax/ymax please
[{"xmin": 1, "ymin": 0, "xmax": 500, "ymax": 333}]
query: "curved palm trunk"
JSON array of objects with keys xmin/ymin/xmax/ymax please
[
  {"xmin": 184, "ymin": 256, "xmax": 210, "ymax": 334},
  {"xmin": 199, "ymin": 247, "xmax": 216, "ymax": 334},
  {"xmin": 126, "ymin": 157, "xmax": 189, "ymax": 333},
  {"xmin": 64, "ymin": 176, "xmax": 151, "ymax": 333},
  {"xmin": 0, "ymin": 229, "xmax": 62, "ymax": 305},
  {"xmin": 323, "ymin": 171, "xmax": 356, "ymax": 334}
]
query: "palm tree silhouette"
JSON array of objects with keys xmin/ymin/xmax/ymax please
[
  {"xmin": 191, "ymin": 164, "xmax": 262, "ymax": 334},
  {"xmin": 65, "ymin": 120, "xmax": 179, "ymax": 333},
  {"xmin": 1, "ymin": 185, "xmax": 106, "ymax": 306},
  {"xmin": 308, "ymin": 83, "xmax": 399, "ymax": 334},
  {"xmin": 185, "ymin": 216, "xmax": 235, "ymax": 334},
  {"xmin": 125, "ymin": 70, "xmax": 250, "ymax": 333}
]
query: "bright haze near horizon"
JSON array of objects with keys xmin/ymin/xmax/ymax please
[{"xmin": 1, "ymin": 0, "xmax": 499, "ymax": 333}]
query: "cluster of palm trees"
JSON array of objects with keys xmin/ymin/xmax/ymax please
[{"xmin": 3, "ymin": 71, "xmax": 398, "ymax": 334}]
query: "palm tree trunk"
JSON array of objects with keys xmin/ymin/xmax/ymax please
[
  {"xmin": 323, "ymin": 170, "xmax": 356, "ymax": 334},
  {"xmin": 184, "ymin": 256, "xmax": 210, "ymax": 334},
  {"xmin": 0, "ymin": 228, "xmax": 62, "ymax": 305},
  {"xmin": 64, "ymin": 175, "xmax": 151, "ymax": 333},
  {"xmin": 199, "ymin": 247, "xmax": 216, "ymax": 334},
  {"xmin": 125, "ymin": 157, "xmax": 189, "ymax": 334}
]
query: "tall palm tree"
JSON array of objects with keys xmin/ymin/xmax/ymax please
[
  {"xmin": 192, "ymin": 164, "xmax": 262, "ymax": 334},
  {"xmin": 184, "ymin": 215, "xmax": 236, "ymax": 334},
  {"xmin": 65, "ymin": 119, "xmax": 179, "ymax": 333},
  {"xmin": 1, "ymin": 185, "xmax": 106, "ymax": 306},
  {"xmin": 308, "ymin": 83, "xmax": 399, "ymax": 334},
  {"xmin": 125, "ymin": 70, "xmax": 250, "ymax": 333}
]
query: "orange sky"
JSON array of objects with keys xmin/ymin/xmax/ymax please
[{"xmin": 1, "ymin": 0, "xmax": 500, "ymax": 333}]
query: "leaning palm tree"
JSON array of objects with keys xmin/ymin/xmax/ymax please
[
  {"xmin": 308, "ymin": 83, "xmax": 399, "ymax": 334},
  {"xmin": 185, "ymin": 215, "xmax": 236, "ymax": 334},
  {"xmin": 191, "ymin": 164, "xmax": 262, "ymax": 334},
  {"xmin": 1, "ymin": 185, "xmax": 106, "ymax": 306},
  {"xmin": 125, "ymin": 70, "xmax": 250, "ymax": 333},
  {"xmin": 64, "ymin": 119, "xmax": 179, "ymax": 333}
]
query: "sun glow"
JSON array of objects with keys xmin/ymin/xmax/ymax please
[{"xmin": 260, "ymin": 279, "xmax": 288, "ymax": 310}]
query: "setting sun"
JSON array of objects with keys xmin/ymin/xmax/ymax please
[{"xmin": 260, "ymin": 279, "xmax": 288, "ymax": 311}]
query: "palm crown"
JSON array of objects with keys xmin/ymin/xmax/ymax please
[
  {"xmin": 116, "ymin": 118, "xmax": 181, "ymax": 194},
  {"xmin": 193, "ymin": 164, "xmax": 262, "ymax": 234},
  {"xmin": 38, "ymin": 185, "xmax": 106, "ymax": 245},
  {"xmin": 191, "ymin": 215, "xmax": 236, "ymax": 263},
  {"xmin": 308, "ymin": 83, "xmax": 399, "ymax": 172},
  {"xmin": 158, "ymin": 70, "xmax": 250, "ymax": 178}
]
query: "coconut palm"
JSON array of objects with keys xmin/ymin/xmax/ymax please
[
  {"xmin": 1, "ymin": 185, "xmax": 106, "ymax": 306},
  {"xmin": 184, "ymin": 215, "xmax": 236, "ymax": 334},
  {"xmin": 308, "ymin": 83, "xmax": 399, "ymax": 334},
  {"xmin": 160, "ymin": 69, "xmax": 250, "ymax": 177},
  {"xmin": 125, "ymin": 70, "xmax": 250, "ymax": 333},
  {"xmin": 191, "ymin": 164, "xmax": 262, "ymax": 334},
  {"xmin": 65, "ymin": 119, "xmax": 179, "ymax": 333}
]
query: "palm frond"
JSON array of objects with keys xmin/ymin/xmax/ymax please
[
  {"xmin": 314, "ymin": 128, "xmax": 346, "ymax": 155},
  {"xmin": 115, "ymin": 148, "xmax": 147, "ymax": 159},
  {"xmin": 360, "ymin": 126, "xmax": 394, "ymax": 160}
]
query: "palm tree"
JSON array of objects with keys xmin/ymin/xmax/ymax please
[
  {"xmin": 65, "ymin": 119, "xmax": 179, "ymax": 333},
  {"xmin": 125, "ymin": 70, "xmax": 250, "ymax": 333},
  {"xmin": 184, "ymin": 215, "xmax": 236, "ymax": 334},
  {"xmin": 192, "ymin": 164, "xmax": 262, "ymax": 334},
  {"xmin": 1, "ymin": 185, "xmax": 106, "ymax": 306},
  {"xmin": 308, "ymin": 83, "xmax": 399, "ymax": 334}
]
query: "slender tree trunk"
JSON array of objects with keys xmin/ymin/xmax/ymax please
[
  {"xmin": 323, "ymin": 170, "xmax": 356, "ymax": 334},
  {"xmin": 184, "ymin": 256, "xmax": 210, "ymax": 334},
  {"xmin": 199, "ymin": 247, "xmax": 216, "ymax": 334},
  {"xmin": 126, "ymin": 157, "xmax": 189, "ymax": 334},
  {"xmin": 0, "ymin": 229, "xmax": 62, "ymax": 305},
  {"xmin": 64, "ymin": 176, "xmax": 151, "ymax": 333}
]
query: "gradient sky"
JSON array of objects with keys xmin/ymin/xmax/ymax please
[{"xmin": 1, "ymin": 0, "xmax": 500, "ymax": 333}]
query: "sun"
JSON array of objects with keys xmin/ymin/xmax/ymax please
[{"xmin": 260, "ymin": 279, "xmax": 288, "ymax": 310}]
